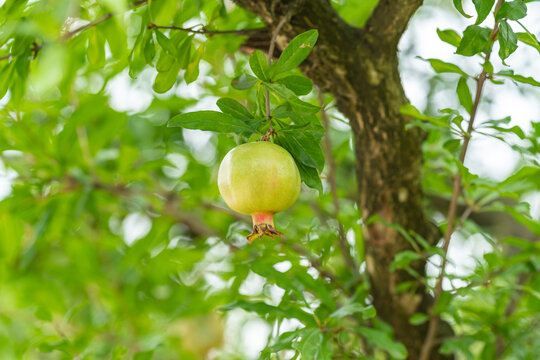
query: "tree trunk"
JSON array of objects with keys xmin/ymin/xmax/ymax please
[{"xmin": 234, "ymin": 0, "xmax": 451, "ymax": 358}]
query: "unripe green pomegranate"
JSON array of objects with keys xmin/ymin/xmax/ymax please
[{"xmin": 218, "ymin": 141, "xmax": 301, "ymax": 243}]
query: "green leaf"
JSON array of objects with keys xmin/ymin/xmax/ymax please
[
  {"xmin": 296, "ymin": 161, "xmax": 322, "ymax": 192},
  {"xmin": 257, "ymin": 83, "xmax": 267, "ymax": 116},
  {"xmin": 390, "ymin": 250, "xmax": 422, "ymax": 271},
  {"xmin": 496, "ymin": 0, "xmax": 527, "ymax": 21},
  {"xmin": 29, "ymin": 44, "xmax": 67, "ymax": 95},
  {"xmin": 517, "ymin": 32, "xmax": 540, "ymax": 54},
  {"xmin": 249, "ymin": 50, "xmax": 270, "ymax": 81},
  {"xmin": 152, "ymin": 63, "xmax": 181, "ymax": 93},
  {"xmin": 265, "ymin": 82, "xmax": 320, "ymax": 114},
  {"xmin": 111, "ymin": 346, "xmax": 128, "ymax": 360},
  {"xmin": 232, "ymin": 73, "xmax": 258, "ymax": 90},
  {"xmin": 133, "ymin": 350, "xmax": 154, "ymax": 360},
  {"xmin": 330, "ymin": 303, "xmax": 376, "ymax": 319},
  {"xmin": 88, "ymin": 27, "xmax": 105, "ymax": 67},
  {"xmin": 400, "ymin": 104, "xmax": 449, "ymax": 128},
  {"xmin": 11, "ymin": 36, "xmax": 33, "ymax": 57},
  {"xmin": 143, "ymin": 31, "xmax": 156, "ymax": 64},
  {"xmin": 278, "ymin": 125, "xmax": 325, "ymax": 171},
  {"xmin": 457, "ymin": 77, "xmax": 473, "ymax": 113},
  {"xmin": 35, "ymin": 307, "xmax": 53, "ymax": 322},
  {"xmin": 433, "ymin": 291, "xmax": 453, "ymax": 314},
  {"xmin": 128, "ymin": 25, "xmax": 146, "ymax": 79},
  {"xmin": 440, "ymin": 337, "xmax": 475, "ymax": 359},
  {"xmin": 453, "ymin": 0, "xmax": 472, "ymax": 18},
  {"xmin": 437, "ymin": 29, "xmax": 462, "ymax": 48},
  {"xmin": 176, "ymin": 35, "xmax": 193, "ymax": 69},
  {"xmin": 276, "ymin": 75, "xmax": 313, "ymax": 96},
  {"xmin": 220, "ymin": 300, "xmax": 274, "ymax": 314},
  {"xmin": 456, "ymin": 25, "xmax": 492, "ymax": 56},
  {"xmin": 156, "ymin": 51, "xmax": 175, "ymax": 73},
  {"xmin": 498, "ymin": 20, "xmax": 518, "ymax": 61},
  {"xmin": 38, "ymin": 339, "xmax": 70, "ymax": 353},
  {"xmin": 496, "ymin": 70, "xmax": 540, "ymax": 87},
  {"xmin": 409, "ymin": 313, "xmax": 429, "ymax": 325},
  {"xmin": 490, "ymin": 125, "xmax": 526, "ymax": 139},
  {"xmin": 275, "ymin": 30, "xmax": 318, "ymax": 75},
  {"xmin": 0, "ymin": 63, "xmax": 14, "ymax": 99},
  {"xmin": 483, "ymin": 60, "xmax": 494, "ymax": 74},
  {"xmin": 482, "ymin": 116, "xmax": 512, "ymax": 127},
  {"xmin": 274, "ymin": 133, "xmax": 322, "ymax": 191},
  {"xmin": 185, "ymin": 43, "xmax": 204, "ymax": 84},
  {"xmin": 248, "ymin": 261, "xmax": 305, "ymax": 299},
  {"xmin": 472, "ymin": 0, "xmax": 495, "ymax": 24},
  {"xmin": 266, "ymin": 330, "xmax": 301, "ymax": 353},
  {"xmin": 154, "ymin": 29, "xmax": 176, "ymax": 55},
  {"xmin": 216, "ymin": 98, "xmax": 253, "ymax": 121},
  {"xmin": 424, "ymin": 58, "xmax": 469, "ymax": 76},
  {"xmin": 102, "ymin": 20, "xmax": 127, "ymax": 58},
  {"xmin": 220, "ymin": 300, "xmax": 316, "ymax": 325},
  {"xmin": 356, "ymin": 327, "xmax": 407, "ymax": 359},
  {"xmin": 300, "ymin": 329, "xmax": 329, "ymax": 360},
  {"xmin": 168, "ymin": 111, "xmax": 254, "ymax": 134}
]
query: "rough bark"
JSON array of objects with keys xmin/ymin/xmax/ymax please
[{"xmin": 234, "ymin": 0, "xmax": 452, "ymax": 358}]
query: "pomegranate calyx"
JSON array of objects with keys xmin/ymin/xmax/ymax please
[
  {"xmin": 247, "ymin": 212, "xmax": 283, "ymax": 243},
  {"xmin": 247, "ymin": 223, "xmax": 284, "ymax": 244}
]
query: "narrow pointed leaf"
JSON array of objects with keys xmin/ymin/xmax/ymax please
[
  {"xmin": 472, "ymin": 0, "xmax": 495, "ymax": 25},
  {"xmin": 168, "ymin": 111, "xmax": 254, "ymax": 134},
  {"xmin": 496, "ymin": 0, "xmax": 527, "ymax": 21},
  {"xmin": 249, "ymin": 50, "xmax": 270, "ymax": 81},
  {"xmin": 453, "ymin": 0, "xmax": 472, "ymax": 18},
  {"xmin": 456, "ymin": 25, "xmax": 492, "ymax": 56},
  {"xmin": 216, "ymin": 98, "xmax": 253, "ymax": 120},
  {"xmin": 498, "ymin": 20, "xmax": 518, "ymax": 61},
  {"xmin": 437, "ymin": 29, "xmax": 462, "ymax": 48},
  {"xmin": 457, "ymin": 77, "xmax": 473, "ymax": 113},
  {"xmin": 276, "ymin": 75, "xmax": 313, "ymax": 95},
  {"xmin": 275, "ymin": 29, "xmax": 318, "ymax": 74}
]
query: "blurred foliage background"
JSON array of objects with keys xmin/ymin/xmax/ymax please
[{"xmin": 0, "ymin": 0, "xmax": 539, "ymax": 359}]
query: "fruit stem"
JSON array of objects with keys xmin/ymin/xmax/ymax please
[
  {"xmin": 247, "ymin": 212, "xmax": 283, "ymax": 243},
  {"xmin": 260, "ymin": 127, "xmax": 275, "ymax": 141}
]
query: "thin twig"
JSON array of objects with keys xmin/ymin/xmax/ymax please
[
  {"xmin": 317, "ymin": 87, "xmax": 358, "ymax": 275},
  {"xmin": 61, "ymin": 0, "xmax": 152, "ymax": 41},
  {"xmin": 64, "ymin": 0, "xmax": 153, "ymax": 40},
  {"xmin": 0, "ymin": 43, "xmax": 40, "ymax": 62},
  {"xmin": 61, "ymin": 13, "xmax": 114, "ymax": 41},
  {"xmin": 495, "ymin": 272, "xmax": 529, "ymax": 357},
  {"xmin": 262, "ymin": 14, "xmax": 290, "ymax": 140},
  {"xmin": 419, "ymin": 1, "xmax": 504, "ymax": 359}
]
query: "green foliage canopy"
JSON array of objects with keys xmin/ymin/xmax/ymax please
[{"xmin": 0, "ymin": 0, "xmax": 539, "ymax": 359}]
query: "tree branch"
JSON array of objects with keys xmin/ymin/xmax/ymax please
[
  {"xmin": 318, "ymin": 87, "xmax": 359, "ymax": 276},
  {"xmin": 365, "ymin": 0, "xmax": 424, "ymax": 48},
  {"xmin": 419, "ymin": 2, "xmax": 504, "ymax": 359}
]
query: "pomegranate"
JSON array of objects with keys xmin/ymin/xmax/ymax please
[{"xmin": 218, "ymin": 141, "xmax": 301, "ymax": 243}]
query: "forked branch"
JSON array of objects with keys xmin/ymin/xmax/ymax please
[{"xmin": 419, "ymin": 1, "xmax": 504, "ymax": 359}]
